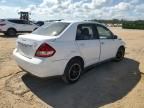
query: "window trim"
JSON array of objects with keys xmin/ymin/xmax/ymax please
[{"xmin": 75, "ymin": 23, "xmax": 99, "ymax": 41}]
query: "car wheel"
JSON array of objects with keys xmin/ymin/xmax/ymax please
[
  {"xmin": 115, "ymin": 47, "xmax": 125, "ymax": 61},
  {"xmin": 62, "ymin": 59, "xmax": 83, "ymax": 83},
  {"xmin": 6, "ymin": 29, "xmax": 16, "ymax": 36}
]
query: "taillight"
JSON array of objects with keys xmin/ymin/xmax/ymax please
[
  {"xmin": 35, "ymin": 43, "xmax": 56, "ymax": 57},
  {"xmin": 0, "ymin": 24, "xmax": 6, "ymax": 26}
]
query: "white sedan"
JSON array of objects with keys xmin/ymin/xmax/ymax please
[{"xmin": 13, "ymin": 21, "xmax": 125, "ymax": 83}]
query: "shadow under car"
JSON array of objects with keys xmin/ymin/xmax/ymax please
[{"xmin": 22, "ymin": 58, "xmax": 141, "ymax": 108}]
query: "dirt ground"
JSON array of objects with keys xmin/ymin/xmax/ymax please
[{"xmin": 0, "ymin": 27, "xmax": 144, "ymax": 108}]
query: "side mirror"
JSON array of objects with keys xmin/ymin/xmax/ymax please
[{"xmin": 114, "ymin": 35, "xmax": 118, "ymax": 39}]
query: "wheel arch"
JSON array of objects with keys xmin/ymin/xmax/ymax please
[
  {"xmin": 62, "ymin": 56, "xmax": 85, "ymax": 83},
  {"xmin": 7, "ymin": 27, "xmax": 17, "ymax": 32},
  {"xmin": 115, "ymin": 45, "xmax": 125, "ymax": 57},
  {"xmin": 118, "ymin": 45, "xmax": 125, "ymax": 50},
  {"xmin": 66, "ymin": 56, "xmax": 84, "ymax": 69}
]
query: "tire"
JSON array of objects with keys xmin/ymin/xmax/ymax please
[
  {"xmin": 115, "ymin": 47, "xmax": 125, "ymax": 62},
  {"xmin": 6, "ymin": 29, "xmax": 16, "ymax": 36},
  {"xmin": 62, "ymin": 59, "xmax": 83, "ymax": 83}
]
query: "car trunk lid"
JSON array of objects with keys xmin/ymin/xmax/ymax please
[{"xmin": 17, "ymin": 34, "xmax": 57, "ymax": 58}]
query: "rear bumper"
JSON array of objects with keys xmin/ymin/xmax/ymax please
[
  {"xmin": 13, "ymin": 49, "xmax": 67, "ymax": 78},
  {"xmin": 0, "ymin": 27, "xmax": 6, "ymax": 33}
]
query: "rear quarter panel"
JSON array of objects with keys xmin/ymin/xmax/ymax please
[{"xmin": 47, "ymin": 41, "xmax": 81, "ymax": 61}]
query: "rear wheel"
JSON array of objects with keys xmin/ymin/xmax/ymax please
[
  {"xmin": 115, "ymin": 47, "xmax": 125, "ymax": 61},
  {"xmin": 62, "ymin": 59, "xmax": 83, "ymax": 83},
  {"xmin": 6, "ymin": 29, "xmax": 16, "ymax": 36}
]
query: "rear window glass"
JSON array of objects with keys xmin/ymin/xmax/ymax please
[
  {"xmin": 8, "ymin": 20, "xmax": 23, "ymax": 24},
  {"xmin": 8, "ymin": 20, "xmax": 18, "ymax": 23},
  {"xmin": 32, "ymin": 22, "xmax": 70, "ymax": 36},
  {"xmin": 8, "ymin": 19, "xmax": 30, "ymax": 24}
]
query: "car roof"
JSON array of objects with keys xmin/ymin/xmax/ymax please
[
  {"xmin": 4, "ymin": 18, "xmax": 28, "ymax": 21},
  {"xmin": 59, "ymin": 20, "xmax": 106, "ymax": 26}
]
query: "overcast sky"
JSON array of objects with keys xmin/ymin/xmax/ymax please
[{"xmin": 0, "ymin": 0, "xmax": 143, "ymax": 21}]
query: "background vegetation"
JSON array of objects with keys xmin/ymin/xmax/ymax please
[{"xmin": 90, "ymin": 19, "xmax": 144, "ymax": 30}]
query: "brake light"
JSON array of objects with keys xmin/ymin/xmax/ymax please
[
  {"xmin": 0, "ymin": 24, "xmax": 6, "ymax": 26},
  {"xmin": 35, "ymin": 43, "xmax": 56, "ymax": 57}
]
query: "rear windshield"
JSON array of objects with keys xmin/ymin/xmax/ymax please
[{"xmin": 32, "ymin": 22, "xmax": 70, "ymax": 36}]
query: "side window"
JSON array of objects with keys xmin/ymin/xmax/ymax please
[
  {"xmin": 16, "ymin": 20, "xmax": 24, "ymax": 24},
  {"xmin": 22, "ymin": 20, "xmax": 30, "ymax": 24},
  {"xmin": 8, "ymin": 20, "xmax": 18, "ymax": 24},
  {"xmin": 8, "ymin": 20, "xmax": 28, "ymax": 24},
  {"xmin": 15, "ymin": 20, "xmax": 29, "ymax": 24},
  {"xmin": 76, "ymin": 24, "xmax": 95, "ymax": 40},
  {"xmin": 10, "ymin": 20, "xmax": 23, "ymax": 24},
  {"xmin": 19, "ymin": 20, "xmax": 26, "ymax": 24},
  {"xmin": 97, "ymin": 25, "xmax": 113, "ymax": 39}
]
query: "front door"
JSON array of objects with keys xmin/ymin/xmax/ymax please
[
  {"xmin": 21, "ymin": 20, "xmax": 34, "ymax": 32},
  {"xmin": 96, "ymin": 25, "xmax": 118, "ymax": 61}
]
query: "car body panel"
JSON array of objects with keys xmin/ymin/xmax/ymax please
[
  {"xmin": 13, "ymin": 49, "xmax": 68, "ymax": 77},
  {"xmin": 13, "ymin": 21, "xmax": 125, "ymax": 78},
  {"xmin": 99, "ymin": 39, "xmax": 119, "ymax": 61},
  {"xmin": 0, "ymin": 19, "xmax": 38, "ymax": 33},
  {"xmin": 76, "ymin": 40, "xmax": 101, "ymax": 66}
]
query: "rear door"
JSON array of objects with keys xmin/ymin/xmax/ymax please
[
  {"xmin": 8, "ymin": 19, "xmax": 23, "ymax": 31},
  {"xmin": 21, "ymin": 20, "xmax": 36, "ymax": 32},
  {"xmin": 96, "ymin": 25, "xmax": 118, "ymax": 61},
  {"xmin": 76, "ymin": 23, "xmax": 100, "ymax": 67}
]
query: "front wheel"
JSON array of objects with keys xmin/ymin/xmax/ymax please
[
  {"xmin": 62, "ymin": 59, "xmax": 83, "ymax": 83},
  {"xmin": 115, "ymin": 47, "xmax": 125, "ymax": 61}
]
